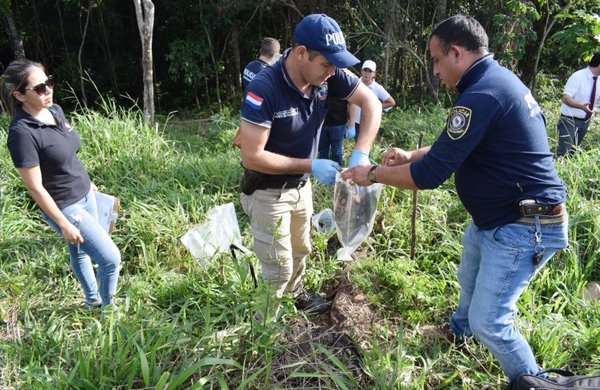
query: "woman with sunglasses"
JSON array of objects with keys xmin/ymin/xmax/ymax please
[{"xmin": 1, "ymin": 59, "xmax": 121, "ymax": 309}]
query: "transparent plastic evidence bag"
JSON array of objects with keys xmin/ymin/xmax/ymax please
[{"xmin": 333, "ymin": 172, "xmax": 383, "ymax": 261}]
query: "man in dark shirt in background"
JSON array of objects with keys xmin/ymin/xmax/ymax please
[
  {"xmin": 318, "ymin": 94, "xmax": 354, "ymax": 165},
  {"xmin": 241, "ymin": 37, "xmax": 281, "ymax": 91}
]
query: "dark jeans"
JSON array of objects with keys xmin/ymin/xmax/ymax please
[
  {"xmin": 318, "ymin": 124, "xmax": 345, "ymax": 165},
  {"xmin": 556, "ymin": 115, "xmax": 591, "ymax": 156}
]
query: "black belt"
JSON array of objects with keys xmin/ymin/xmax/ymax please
[
  {"xmin": 256, "ymin": 180, "xmax": 307, "ymax": 190},
  {"xmin": 517, "ymin": 202, "xmax": 565, "ymax": 217},
  {"xmin": 560, "ymin": 114, "xmax": 588, "ymax": 121}
]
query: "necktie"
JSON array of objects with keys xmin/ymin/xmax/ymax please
[{"xmin": 586, "ymin": 76, "xmax": 597, "ymax": 120}]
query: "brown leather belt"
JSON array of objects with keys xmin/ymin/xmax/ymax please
[
  {"xmin": 560, "ymin": 114, "xmax": 588, "ymax": 122},
  {"xmin": 518, "ymin": 202, "xmax": 565, "ymax": 217},
  {"xmin": 516, "ymin": 204, "xmax": 567, "ymax": 225},
  {"xmin": 549, "ymin": 204, "xmax": 565, "ymax": 215}
]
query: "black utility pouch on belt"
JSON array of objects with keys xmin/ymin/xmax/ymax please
[{"xmin": 240, "ymin": 168, "xmax": 265, "ymax": 195}]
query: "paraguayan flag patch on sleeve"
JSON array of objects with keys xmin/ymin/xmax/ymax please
[
  {"xmin": 245, "ymin": 91, "xmax": 264, "ymax": 110},
  {"xmin": 446, "ymin": 106, "xmax": 472, "ymax": 140}
]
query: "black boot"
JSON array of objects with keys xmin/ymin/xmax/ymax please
[{"xmin": 294, "ymin": 290, "xmax": 330, "ymax": 314}]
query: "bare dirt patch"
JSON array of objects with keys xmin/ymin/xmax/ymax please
[
  {"xmin": 268, "ymin": 262, "xmax": 392, "ymax": 388},
  {"xmin": 269, "ymin": 319, "xmax": 365, "ymax": 388}
]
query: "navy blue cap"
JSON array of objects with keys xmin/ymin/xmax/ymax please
[{"xmin": 292, "ymin": 14, "xmax": 359, "ymax": 68}]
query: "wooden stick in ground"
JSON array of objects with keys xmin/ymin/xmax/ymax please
[{"xmin": 410, "ymin": 132, "xmax": 424, "ymax": 260}]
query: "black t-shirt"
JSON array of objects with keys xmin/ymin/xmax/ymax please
[
  {"xmin": 7, "ymin": 104, "xmax": 91, "ymax": 209},
  {"xmin": 324, "ymin": 96, "xmax": 349, "ymax": 126}
]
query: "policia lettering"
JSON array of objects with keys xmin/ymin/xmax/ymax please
[{"xmin": 446, "ymin": 106, "xmax": 472, "ymax": 140}]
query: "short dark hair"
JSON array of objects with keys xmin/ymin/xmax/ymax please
[
  {"xmin": 260, "ymin": 37, "xmax": 280, "ymax": 57},
  {"xmin": 589, "ymin": 52, "xmax": 600, "ymax": 67},
  {"xmin": 430, "ymin": 14, "xmax": 488, "ymax": 55}
]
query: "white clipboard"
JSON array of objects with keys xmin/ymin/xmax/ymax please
[{"xmin": 95, "ymin": 191, "xmax": 120, "ymax": 234}]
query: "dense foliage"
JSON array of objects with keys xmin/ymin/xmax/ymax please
[
  {"xmin": 1, "ymin": 0, "xmax": 599, "ymax": 113},
  {"xmin": 1, "ymin": 95, "xmax": 599, "ymax": 388}
]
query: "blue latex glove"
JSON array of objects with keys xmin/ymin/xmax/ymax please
[
  {"xmin": 345, "ymin": 126, "xmax": 356, "ymax": 140},
  {"xmin": 348, "ymin": 149, "xmax": 369, "ymax": 168},
  {"xmin": 311, "ymin": 159, "xmax": 341, "ymax": 186}
]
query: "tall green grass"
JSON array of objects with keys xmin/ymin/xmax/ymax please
[{"xmin": 1, "ymin": 97, "xmax": 598, "ymax": 389}]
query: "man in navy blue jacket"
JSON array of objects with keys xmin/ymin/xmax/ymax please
[{"xmin": 343, "ymin": 14, "xmax": 568, "ymax": 382}]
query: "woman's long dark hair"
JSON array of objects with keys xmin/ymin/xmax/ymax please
[{"xmin": 0, "ymin": 59, "xmax": 44, "ymax": 116}]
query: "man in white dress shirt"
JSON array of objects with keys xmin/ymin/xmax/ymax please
[{"xmin": 556, "ymin": 52, "xmax": 600, "ymax": 156}]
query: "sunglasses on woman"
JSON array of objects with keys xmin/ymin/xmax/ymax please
[{"xmin": 23, "ymin": 75, "xmax": 55, "ymax": 96}]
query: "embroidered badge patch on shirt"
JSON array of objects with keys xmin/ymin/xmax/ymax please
[
  {"xmin": 317, "ymin": 85, "xmax": 328, "ymax": 101},
  {"xmin": 245, "ymin": 92, "xmax": 264, "ymax": 110},
  {"xmin": 446, "ymin": 106, "xmax": 472, "ymax": 140}
]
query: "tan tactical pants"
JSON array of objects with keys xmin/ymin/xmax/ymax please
[{"xmin": 241, "ymin": 180, "xmax": 313, "ymax": 298}]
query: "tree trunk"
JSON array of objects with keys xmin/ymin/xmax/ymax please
[
  {"xmin": 133, "ymin": 0, "xmax": 155, "ymax": 125},
  {"xmin": 98, "ymin": 8, "xmax": 120, "ymax": 95},
  {"xmin": 78, "ymin": 3, "xmax": 93, "ymax": 107},
  {"xmin": 383, "ymin": 6, "xmax": 394, "ymax": 88},
  {"xmin": 5, "ymin": 15, "xmax": 25, "ymax": 59},
  {"xmin": 427, "ymin": 0, "xmax": 446, "ymax": 104},
  {"xmin": 200, "ymin": 10, "xmax": 221, "ymax": 110},
  {"xmin": 230, "ymin": 20, "xmax": 241, "ymax": 98},
  {"xmin": 56, "ymin": 1, "xmax": 70, "ymax": 55},
  {"xmin": 29, "ymin": 0, "xmax": 43, "ymax": 59},
  {"xmin": 529, "ymin": 2, "xmax": 570, "ymax": 96}
]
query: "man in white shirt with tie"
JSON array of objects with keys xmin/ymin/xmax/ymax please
[{"xmin": 556, "ymin": 52, "xmax": 600, "ymax": 156}]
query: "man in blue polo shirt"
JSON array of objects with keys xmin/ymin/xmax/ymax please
[
  {"xmin": 342, "ymin": 15, "xmax": 568, "ymax": 383},
  {"xmin": 241, "ymin": 37, "xmax": 281, "ymax": 91},
  {"xmin": 239, "ymin": 14, "xmax": 382, "ymax": 317}
]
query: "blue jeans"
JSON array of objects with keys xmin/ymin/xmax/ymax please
[
  {"xmin": 450, "ymin": 217, "xmax": 568, "ymax": 381},
  {"xmin": 318, "ymin": 124, "xmax": 345, "ymax": 165},
  {"xmin": 556, "ymin": 115, "xmax": 590, "ymax": 156},
  {"xmin": 42, "ymin": 190, "xmax": 121, "ymax": 306},
  {"xmin": 354, "ymin": 122, "xmax": 361, "ymax": 142}
]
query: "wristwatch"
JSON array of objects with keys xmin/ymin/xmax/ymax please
[{"xmin": 367, "ymin": 164, "xmax": 378, "ymax": 183}]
